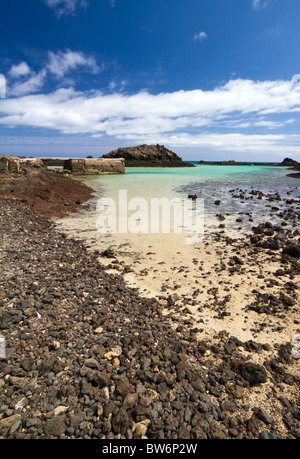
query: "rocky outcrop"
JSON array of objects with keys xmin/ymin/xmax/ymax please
[
  {"xmin": 281, "ymin": 158, "xmax": 299, "ymax": 167},
  {"xmin": 283, "ymin": 158, "xmax": 300, "ymax": 179},
  {"xmin": 102, "ymin": 144, "xmax": 194, "ymax": 167}
]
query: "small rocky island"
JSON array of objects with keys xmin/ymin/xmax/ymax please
[{"xmin": 102, "ymin": 144, "xmax": 194, "ymax": 167}]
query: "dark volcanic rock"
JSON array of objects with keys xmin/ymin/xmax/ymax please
[
  {"xmin": 112, "ymin": 409, "xmax": 132, "ymax": 434},
  {"xmin": 0, "ymin": 168, "xmax": 93, "ymax": 218},
  {"xmin": 0, "ymin": 197, "xmax": 299, "ymax": 440},
  {"xmin": 281, "ymin": 158, "xmax": 299, "ymax": 167},
  {"xmin": 282, "ymin": 243, "xmax": 300, "ymax": 259},
  {"xmin": 239, "ymin": 362, "xmax": 267, "ymax": 386}
]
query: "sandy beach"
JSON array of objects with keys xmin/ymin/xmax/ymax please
[{"xmin": 55, "ymin": 172, "xmax": 300, "ymax": 349}]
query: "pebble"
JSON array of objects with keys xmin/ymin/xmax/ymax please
[
  {"xmin": 255, "ymin": 408, "xmax": 274, "ymax": 425},
  {"xmin": 291, "ymin": 334, "xmax": 300, "ymax": 359},
  {"xmin": 0, "ymin": 199, "xmax": 299, "ymax": 440}
]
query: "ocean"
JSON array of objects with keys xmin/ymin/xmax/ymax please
[
  {"xmin": 54, "ymin": 163, "xmax": 299, "ymax": 340},
  {"xmin": 55, "ymin": 164, "xmax": 300, "ymax": 255},
  {"xmin": 70, "ymin": 163, "xmax": 300, "ymax": 235}
]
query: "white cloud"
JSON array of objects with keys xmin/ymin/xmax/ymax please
[
  {"xmin": 252, "ymin": 0, "xmax": 273, "ymax": 11},
  {"xmin": 43, "ymin": 0, "xmax": 88, "ymax": 17},
  {"xmin": 7, "ymin": 61, "xmax": 45, "ymax": 96},
  {"xmin": 1, "ymin": 77, "xmax": 300, "ymax": 156},
  {"xmin": 0, "ymin": 75, "xmax": 6, "ymax": 98},
  {"xmin": 8, "ymin": 70, "xmax": 47, "ymax": 97},
  {"xmin": 6, "ymin": 50, "xmax": 101, "ymax": 97},
  {"xmin": 252, "ymin": 0, "xmax": 261, "ymax": 10},
  {"xmin": 193, "ymin": 31, "xmax": 207, "ymax": 42},
  {"xmin": 47, "ymin": 49, "xmax": 100, "ymax": 78},
  {"xmin": 8, "ymin": 62, "xmax": 31, "ymax": 79},
  {"xmin": 131, "ymin": 132, "xmax": 300, "ymax": 155}
]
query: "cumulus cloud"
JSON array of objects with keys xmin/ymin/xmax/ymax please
[
  {"xmin": 1, "ymin": 77, "xmax": 300, "ymax": 152},
  {"xmin": 6, "ymin": 49, "xmax": 101, "ymax": 97},
  {"xmin": 193, "ymin": 31, "xmax": 207, "ymax": 42},
  {"xmin": 9, "ymin": 70, "xmax": 47, "ymax": 97},
  {"xmin": 47, "ymin": 49, "xmax": 100, "ymax": 77},
  {"xmin": 43, "ymin": 0, "xmax": 88, "ymax": 17},
  {"xmin": 134, "ymin": 132, "xmax": 300, "ymax": 156},
  {"xmin": 8, "ymin": 62, "xmax": 31, "ymax": 79},
  {"xmin": 7, "ymin": 61, "xmax": 46, "ymax": 97},
  {"xmin": 1, "ymin": 74, "xmax": 300, "ymax": 158}
]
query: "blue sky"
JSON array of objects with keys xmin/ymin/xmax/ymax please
[{"xmin": 1, "ymin": 0, "xmax": 300, "ymax": 161}]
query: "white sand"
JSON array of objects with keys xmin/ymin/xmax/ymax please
[{"xmin": 55, "ymin": 197, "xmax": 300, "ymax": 348}]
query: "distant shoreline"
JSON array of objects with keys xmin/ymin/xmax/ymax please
[
  {"xmin": 196, "ymin": 160, "xmax": 289, "ymax": 166},
  {"xmin": 195, "ymin": 160, "xmax": 300, "ymax": 177}
]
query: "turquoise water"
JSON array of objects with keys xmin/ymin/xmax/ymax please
[
  {"xmin": 85, "ymin": 164, "xmax": 299, "ymax": 203},
  {"xmin": 82, "ymin": 164, "xmax": 299, "ymax": 235},
  {"xmin": 91, "ymin": 163, "xmax": 299, "ymax": 187},
  {"xmin": 56, "ymin": 164, "xmax": 299, "ymax": 319}
]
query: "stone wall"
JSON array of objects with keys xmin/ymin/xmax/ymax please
[
  {"xmin": 63, "ymin": 158, "xmax": 125, "ymax": 175},
  {"xmin": 0, "ymin": 156, "xmax": 45, "ymax": 173},
  {"xmin": 0, "ymin": 155, "xmax": 125, "ymax": 175}
]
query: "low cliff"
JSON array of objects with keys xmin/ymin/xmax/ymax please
[{"xmin": 102, "ymin": 144, "xmax": 193, "ymax": 167}]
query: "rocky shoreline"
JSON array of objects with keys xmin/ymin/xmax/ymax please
[
  {"xmin": 0, "ymin": 167, "xmax": 94, "ymax": 219},
  {"xmin": 0, "ymin": 170, "xmax": 300, "ymax": 439}
]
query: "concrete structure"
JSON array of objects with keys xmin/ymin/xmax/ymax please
[
  {"xmin": 62, "ymin": 157, "xmax": 125, "ymax": 175},
  {"xmin": 0, "ymin": 156, "xmax": 45, "ymax": 172},
  {"xmin": 0, "ymin": 155, "xmax": 125, "ymax": 175}
]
